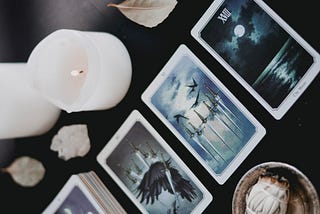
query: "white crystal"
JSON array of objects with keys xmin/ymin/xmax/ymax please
[{"xmin": 51, "ymin": 124, "xmax": 90, "ymax": 161}]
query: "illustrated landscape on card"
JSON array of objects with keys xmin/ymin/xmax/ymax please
[
  {"xmin": 150, "ymin": 54, "xmax": 257, "ymax": 175},
  {"xmin": 200, "ymin": 0, "xmax": 313, "ymax": 108}
]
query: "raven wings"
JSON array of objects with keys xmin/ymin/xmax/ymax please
[{"xmin": 136, "ymin": 159, "xmax": 197, "ymax": 205}]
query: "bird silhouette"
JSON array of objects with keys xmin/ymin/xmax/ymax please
[
  {"xmin": 187, "ymin": 78, "xmax": 198, "ymax": 94},
  {"xmin": 190, "ymin": 90, "xmax": 200, "ymax": 109},
  {"xmin": 173, "ymin": 114, "xmax": 189, "ymax": 123},
  {"xmin": 136, "ymin": 158, "xmax": 197, "ymax": 205}
]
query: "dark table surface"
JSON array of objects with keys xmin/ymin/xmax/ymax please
[{"xmin": 0, "ymin": 0, "xmax": 319, "ymax": 213}]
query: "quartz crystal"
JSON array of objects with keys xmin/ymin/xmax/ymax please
[{"xmin": 51, "ymin": 124, "xmax": 91, "ymax": 161}]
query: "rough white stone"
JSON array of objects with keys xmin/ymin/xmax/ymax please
[{"xmin": 51, "ymin": 124, "xmax": 90, "ymax": 161}]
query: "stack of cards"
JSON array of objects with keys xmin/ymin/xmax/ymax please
[
  {"xmin": 191, "ymin": 0, "xmax": 320, "ymax": 120},
  {"xmin": 97, "ymin": 110, "xmax": 213, "ymax": 214},
  {"xmin": 43, "ymin": 171, "xmax": 126, "ymax": 214}
]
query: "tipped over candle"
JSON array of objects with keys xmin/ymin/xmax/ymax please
[{"xmin": 0, "ymin": 63, "xmax": 61, "ymax": 139}]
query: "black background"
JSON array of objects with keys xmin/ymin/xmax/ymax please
[{"xmin": 0, "ymin": 0, "xmax": 319, "ymax": 213}]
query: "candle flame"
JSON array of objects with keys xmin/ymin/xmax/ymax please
[{"xmin": 70, "ymin": 70, "xmax": 84, "ymax": 77}]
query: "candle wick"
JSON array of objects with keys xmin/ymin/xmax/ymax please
[{"xmin": 71, "ymin": 70, "xmax": 85, "ymax": 76}]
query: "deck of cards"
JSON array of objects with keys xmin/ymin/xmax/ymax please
[
  {"xmin": 42, "ymin": 171, "xmax": 126, "ymax": 214},
  {"xmin": 97, "ymin": 110, "xmax": 213, "ymax": 214},
  {"xmin": 191, "ymin": 0, "xmax": 320, "ymax": 120}
]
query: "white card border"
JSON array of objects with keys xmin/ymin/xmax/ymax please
[
  {"xmin": 42, "ymin": 175, "xmax": 105, "ymax": 214},
  {"xmin": 97, "ymin": 109, "xmax": 213, "ymax": 214},
  {"xmin": 191, "ymin": 0, "xmax": 320, "ymax": 120},
  {"xmin": 141, "ymin": 44, "xmax": 266, "ymax": 184}
]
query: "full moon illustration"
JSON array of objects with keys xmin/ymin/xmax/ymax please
[
  {"xmin": 234, "ymin": 25, "xmax": 245, "ymax": 37},
  {"xmin": 63, "ymin": 208, "xmax": 72, "ymax": 214}
]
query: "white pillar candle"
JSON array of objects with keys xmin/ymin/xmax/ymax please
[
  {"xmin": 0, "ymin": 63, "xmax": 61, "ymax": 139},
  {"xmin": 27, "ymin": 29, "xmax": 132, "ymax": 113}
]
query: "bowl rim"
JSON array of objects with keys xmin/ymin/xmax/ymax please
[{"xmin": 232, "ymin": 161, "xmax": 320, "ymax": 214}]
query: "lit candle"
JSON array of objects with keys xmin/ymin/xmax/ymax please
[
  {"xmin": 0, "ymin": 63, "xmax": 61, "ymax": 139},
  {"xmin": 27, "ymin": 29, "xmax": 132, "ymax": 113}
]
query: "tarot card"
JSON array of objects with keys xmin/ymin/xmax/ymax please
[
  {"xmin": 43, "ymin": 174, "xmax": 105, "ymax": 214},
  {"xmin": 141, "ymin": 44, "xmax": 266, "ymax": 184},
  {"xmin": 97, "ymin": 110, "xmax": 213, "ymax": 214},
  {"xmin": 191, "ymin": 0, "xmax": 320, "ymax": 120}
]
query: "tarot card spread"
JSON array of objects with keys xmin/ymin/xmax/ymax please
[
  {"xmin": 191, "ymin": 0, "xmax": 320, "ymax": 120},
  {"xmin": 141, "ymin": 45, "xmax": 266, "ymax": 185},
  {"xmin": 97, "ymin": 110, "xmax": 212, "ymax": 214}
]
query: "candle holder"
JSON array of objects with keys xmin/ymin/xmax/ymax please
[{"xmin": 27, "ymin": 29, "xmax": 132, "ymax": 113}]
